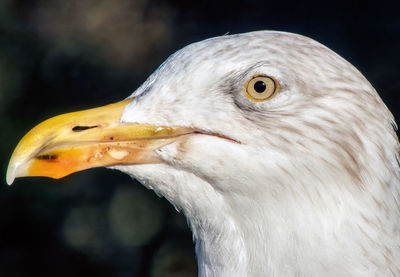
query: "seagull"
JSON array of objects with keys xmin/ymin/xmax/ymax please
[{"xmin": 7, "ymin": 31, "xmax": 400, "ymax": 276}]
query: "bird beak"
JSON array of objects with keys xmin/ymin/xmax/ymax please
[{"xmin": 6, "ymin": 99, "xmax": 193, "ymax": 185}]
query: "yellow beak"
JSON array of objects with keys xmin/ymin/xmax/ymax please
[{"xmin": 6, "ymin": 99, "xmax": 193, "ymax": 185}]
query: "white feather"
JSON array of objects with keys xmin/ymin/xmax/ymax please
[{"xmin": 114, "ymin": 31, "xmax": 400, "ymax": 276}]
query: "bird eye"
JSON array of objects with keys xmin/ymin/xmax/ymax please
[{"xmin": 244, "ymin": 75, "xmax": 279, "ymax": 101}]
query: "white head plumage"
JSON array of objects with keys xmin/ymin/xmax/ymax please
[
  {"xmin": 118, "ymin": 31, "xmax": 400, "ymax": 276},
  {"xmin": 7, "ymin": 31, "xmax": 400, "ymax": 276}
]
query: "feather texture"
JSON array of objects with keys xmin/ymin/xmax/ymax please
[{"xmin": 113, "ymin": 31, "xmax": 400, "ymax": 276}]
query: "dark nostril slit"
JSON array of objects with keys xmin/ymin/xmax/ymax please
[
  {"xmin": 37, "ymin": 154, "xmax": 58, "ymax": 161},
  {"xmin": 72, "ymin": 125, "xmax": 99, "ymax": 132}
]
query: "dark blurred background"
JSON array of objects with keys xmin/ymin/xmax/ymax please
[{"xmin": 0, "ymin": 0, "xmax": 399, "ymax": 276}]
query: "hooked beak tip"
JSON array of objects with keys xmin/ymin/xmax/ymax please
[{"xmin": 6, "ymin": 165, "xmax": 16, "ymax": 185}]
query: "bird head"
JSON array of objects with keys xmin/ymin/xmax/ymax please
[{"xmin": 7, "ymin": 32, "xmax": 400, "ymax": 266}]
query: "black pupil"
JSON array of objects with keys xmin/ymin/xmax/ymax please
[{"xmin": 254, "ymin": 81, "xmax": 266, "ymax": 93}]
